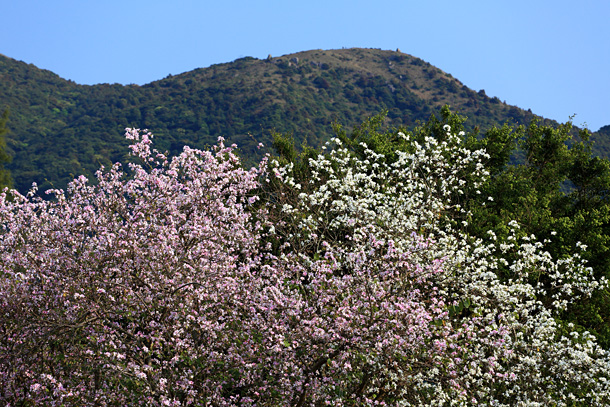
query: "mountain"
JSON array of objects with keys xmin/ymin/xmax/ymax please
[{"xmin": 1, "ymin": 48, "xmax": 607, "ymax": 193}]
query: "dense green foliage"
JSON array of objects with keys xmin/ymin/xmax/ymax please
[
  {"xmin": 0, "ymin": 109, "xmax": 12, "ymax": 189},
  {"xmin": 272, "ymin": 107, "xmax": 610, "ymax": 348},
  {"xmin": 4, "ymin": 48, "xmax": 602, "ymax": 194}
]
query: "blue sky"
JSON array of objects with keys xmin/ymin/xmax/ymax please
[{"xmin": 1, "ymin": 0, "xmax": 608, "ymax": 131}]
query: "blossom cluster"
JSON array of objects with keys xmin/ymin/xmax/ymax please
[
  {"xmin": 266, "ymin": 124, "xmax": 610, "ymax": 405},
  {"xmin": 0, "ymin": 125, "xmax": 609, "ymax": 406}
]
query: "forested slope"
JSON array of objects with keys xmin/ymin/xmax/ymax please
[{"xmin": 3, "ymin": 48, "xmax": 606, "ymax": 193}]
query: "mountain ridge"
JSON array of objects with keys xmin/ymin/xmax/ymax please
[{"xmin": 1, "ymin": 48, "xmax": 607, "ymax": 193}]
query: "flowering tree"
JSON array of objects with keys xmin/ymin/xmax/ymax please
[
  {"xmin": 265, "ymin": 118, "xmax": 610, "ymax": 405},
  {"xmin": 0, "ymin": 131, "xmax": 277, "ymax": 405},
  {"xmin": 1, "ymin": 120, "xmax": 610, "ymax": 406}
]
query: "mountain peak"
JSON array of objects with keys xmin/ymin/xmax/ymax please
[{"xmin": 0, "ymin": 48, "xmax": 600, "ymax": 193}]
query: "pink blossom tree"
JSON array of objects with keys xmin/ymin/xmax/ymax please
[
  {"xmin": 0, "ymin": 130, "xmax": 451, "ymax": 406},
  {"xmin": 1, "ymin": 131, "xmax": 276, "ymax": 405}
]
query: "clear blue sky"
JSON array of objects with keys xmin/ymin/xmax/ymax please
[{"xmin": 1, "ymin": 0, "xmax": 608, "ymax": 131}]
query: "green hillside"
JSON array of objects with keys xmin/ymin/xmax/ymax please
[{"xmin": 1, "ymin": 48, "xmax": 607, "ymax": 193}]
